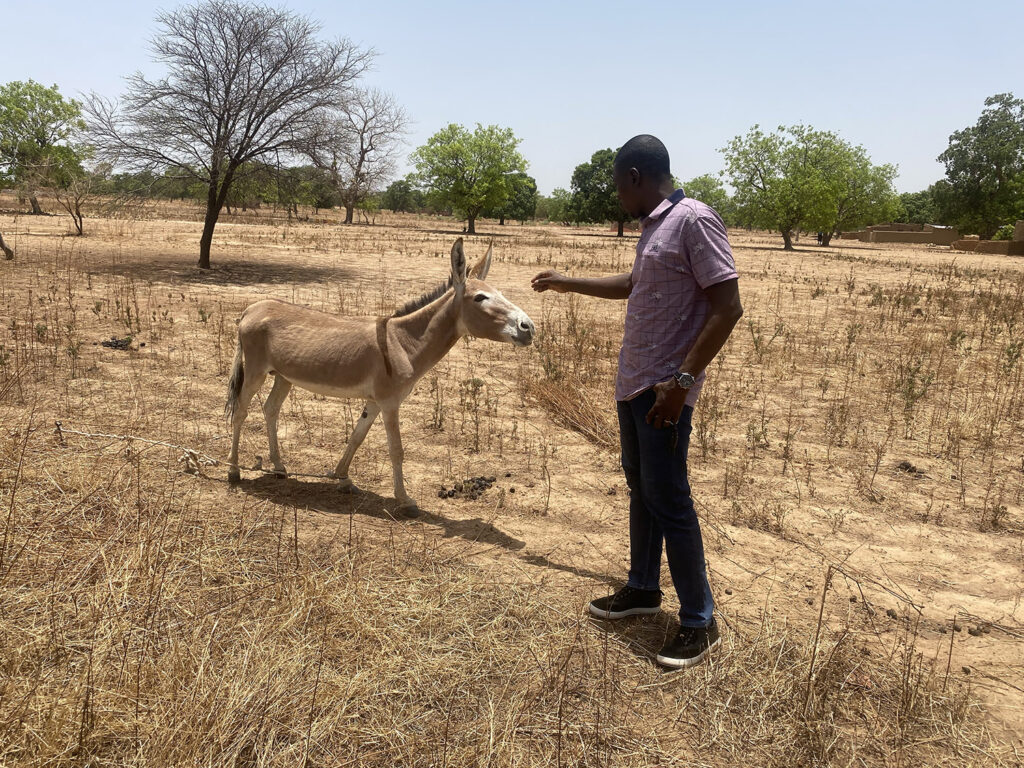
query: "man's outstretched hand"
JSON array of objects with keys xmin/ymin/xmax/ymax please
[{"xmin": 531, "ymin": 270, "xmax": 570, "ymax": 293}]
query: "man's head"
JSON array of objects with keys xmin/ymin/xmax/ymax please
[{"xmin": 613, "ymin": 135, "xmax": 673, "ymax": 219}]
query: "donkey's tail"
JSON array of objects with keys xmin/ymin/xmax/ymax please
[{"xmin": 225, "ymin": 338, "xmax": 245, "ymax": 421}]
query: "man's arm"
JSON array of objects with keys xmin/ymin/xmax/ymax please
[
  {"xmin": 531, "ymin": 270, "xmax": 632, "ymax": 300},
  {"xmin": 645, "ymin": 278, "xmax": 743, "ymax": 429},
  {"xmin": 677, "ymin": 278, "xmax": 743, "ymax": 377}
]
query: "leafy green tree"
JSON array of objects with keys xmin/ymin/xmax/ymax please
[
  {"xmin": 381, "ymin": 176, "xmax": 425, "ymax": 213},
  {"xmin": 570, "ymin": 148, "xmax": 628, "ymax": 236},
  {"xmin": 0, "ymin": 80, "xmax": 86, "ymax": 215},
  {"xmin": 810, "ymin": 144, "xmax": 898, "ymax": 245},
  {"xmin": 307, "ymin": 168, "xmax": 341, "ymax": 213},
  {"xmin": 86, "ymin": 0, "xmax": 371, "ymax": 268},
  {"xmin": 222, "ymin": 162, "xmax": 274, "ymax": 213},
  {"xmin": 722, "ymin": 125, "xmax": 893, "ymax": 249},
  {"xmin": 108, "ymin": 169, "xmax": 157, "ymax": 196},
  {"xmin": 723, "ymin": 126, "xmax": 809, "ymax": 249},
  {"xmin": 382, "ymin": 177, "xmax": 422, "ymax": 213},
  {"xmin": 272, "ymin": 165, "xmax": 319, "ymax": 219},
  {"xmin": 411, "ymin": 123, "xmax": 527, "ymax": 234},
  {"xmin": 535, "ymin": 188, "xmax": 572, "ymax": 223},
  {"xmin": 487, "ymin": 172, "xmax": 537, "ymax": 224},
  {"xmin": 935, "ymin": 93, "xmax": 1024, "ymax": 238},
  {"xmin": 895, "ymin": 188, "xmax": 939, "ymax": 225},
  {"xmin": 683, "ymin": 174, "xmax": 737, "ymax": 225},
  {"xmin": 356, "ymin": 192, "xmax": 381, "ymax": 224}
]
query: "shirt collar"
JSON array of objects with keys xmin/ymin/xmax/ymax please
[{"xmin": 641, "ymin": 188, "xmax": 686, "ymax": 226}]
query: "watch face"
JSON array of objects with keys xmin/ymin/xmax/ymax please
[{"xmin": 675, "ymin": 372, "xmax": 695, "ymax": 388}]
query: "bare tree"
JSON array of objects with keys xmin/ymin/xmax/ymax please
[
  {"xmin": 308, "ymin": 88, "xmax": 408, "ymax": 224},
  {"xmin": 51, "ymin": 168, "xmax": 108, "ymax": 236},
  {"xmin": 85, "ymin": 0, "xmax": 372, "ymax": 269}
]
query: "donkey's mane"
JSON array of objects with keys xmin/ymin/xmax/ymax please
[{"xmin": 391, "ymin": 278, "xmax": 453, "ymax": 318}]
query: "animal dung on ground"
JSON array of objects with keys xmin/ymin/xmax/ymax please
[
  {"xmin": 896, "ymin": 459, "xmax": 924, "ymax": 476},
  {"xmin": 438, "ymin": 475, "xmax": 497, "ymax": 500},
  {"xmin": 100, "ymin": 336, "xmax": 133, "ymax": 350}
]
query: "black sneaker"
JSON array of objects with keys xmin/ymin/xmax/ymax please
[
  {"xmin": 588, "ymin": 586, "xmax": 662, "ymax": 619},
  {"xmin": 656, "ymin": 619, "xmax": 721, "ymax": 668}
]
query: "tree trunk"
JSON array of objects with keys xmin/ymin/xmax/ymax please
[
  {"xmin": 499, "ymin": 216, "xmax": 505, "ymax": 225},
  {"xmin": 198, "ymin": 186, "xmax": 223, "ymax": 270},
  {"xmin": 344, "ymin": 204, "xmax": 354, "ymax": 224},
  {"xmin": 0, "ymin": 231, "xmax": 13, "ymax": 260},
  {"xmin": 781, "ymin": 229, "xmax": 795, "ymax": 250},
  {"xmin": 467, "ymin": 215, "xmax": 476, "ymax": 235},
  {"xmin": 822, "ymin": 232, "xmax": 834, "ymax": 247},
  {"xmin": 617, "ymin": 219, "xmax": 625, "ymax": 237},
  {"xmin": 29, "ymin": 195, "xmax": 43, "ymax": 215}
]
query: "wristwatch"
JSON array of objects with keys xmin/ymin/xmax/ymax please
[{"xmin": 673, "ymin": 371, "xmax": 696, "ymax": 389}]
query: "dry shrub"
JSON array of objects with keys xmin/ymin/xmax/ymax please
[{"xmin": 520, "ymin": 374, "xmax": 618, "ymax": 453}]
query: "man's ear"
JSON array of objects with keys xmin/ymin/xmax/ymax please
[
  {"xmin": 450, "ymin": 238, "xmax": 468, "ymax": 292},
  {"xmin": 469, "ymin": 242, "xmax": 493, "ymax": 280}
]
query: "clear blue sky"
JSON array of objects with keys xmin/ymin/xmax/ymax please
[{"xmin": 3, "ymin": 0, "xmax": 1021, "ymax": 195}]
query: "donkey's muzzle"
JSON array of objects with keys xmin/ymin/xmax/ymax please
[{"xmin": 514, "ymin": 315, "xmax": 536, "ymax": 346}]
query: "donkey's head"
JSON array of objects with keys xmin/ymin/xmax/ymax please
[{"xmin": 450, "ymin": 239, "xmax": 534, "ymax": 346}]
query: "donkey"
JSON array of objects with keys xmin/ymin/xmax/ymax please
[{"xmin": 225, "ymin": 239, "xmax": 535, "ymax": 512}]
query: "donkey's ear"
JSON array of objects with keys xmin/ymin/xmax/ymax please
[
  {"xmin": 469, "ymin": 242, "xmax": 493, "ymax": 280},
  {"xmin": 450, "ymin": 238, "xmax": 468, "ymax": 289}
]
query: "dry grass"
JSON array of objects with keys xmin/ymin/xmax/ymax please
[
  {"xmin": 0, "ymin": 197, "xmax": 1021, "ymax": 766},
  {"xmin": 0, "ymin": 422, "xmax": 1003, "ymax": 766}
]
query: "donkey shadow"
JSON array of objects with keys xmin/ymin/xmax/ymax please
[
  {"xmin": 240, "ymin": 476, "xmax": 623, "ymax": 586},
  {"xmin": 240, "ymin": 475, "xmax": 683, "ymax": 667},
  {"xmin": 240, "ymin": 474, "xmax": 528, "ymax": 553}
]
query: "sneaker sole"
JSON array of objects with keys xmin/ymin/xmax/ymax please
[
  {"xmin": 588, "ymin": 604, "xmax": 661, "ymax": 620},
  {"xmin": 655, "ymin": 636, "xmax": 722, "ymax": 668}
]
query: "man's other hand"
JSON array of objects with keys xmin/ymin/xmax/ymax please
[{"xmin": 645, "ymin": 381, "xmax": 687, "ymax": 429}]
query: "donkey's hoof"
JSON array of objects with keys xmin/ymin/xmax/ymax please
[
  {"xmin": 227, "ymin": 468, "xmax": 241, "ymax": 484},
  {"xmin": 396, "ymin": 500, "xmax": 421, "ymax": 518}
]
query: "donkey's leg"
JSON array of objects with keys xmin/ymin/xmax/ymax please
[
  {"xmin": 263, "ymin": 375, "xmax": 293, "ymax": 477},
  {"xmin": 381, "ymin": 408, "xmax": 416, "ymax": 512},
  {"xmin": 332, "ymin": 400, "xmax": 381, "ymax": 490},
  {"xmin": 227, "ymin": 370, "xmax": 268, "ymax": 483}
]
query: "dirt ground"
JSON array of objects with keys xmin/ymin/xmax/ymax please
[{"xmin": 1, "ymin": 197, "xmax": 1022, "ymax": 766}]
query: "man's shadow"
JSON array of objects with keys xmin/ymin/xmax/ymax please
[{"xmin": 583, "ymin": 612, "xmax": 679, "ymax": 667}]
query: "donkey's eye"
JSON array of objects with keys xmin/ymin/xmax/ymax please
[{"xmin": 474, "ymin": 294, "xmax": 488, "ymax": 302}]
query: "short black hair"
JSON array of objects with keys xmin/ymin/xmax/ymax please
[{"xmin": 614, "ymin": 135, "xmax": 671, "ymax": 181}]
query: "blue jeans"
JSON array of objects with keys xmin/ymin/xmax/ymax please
[{"xmin": 618, "ymin": 389, "xmax": 714, "ymax": 628}]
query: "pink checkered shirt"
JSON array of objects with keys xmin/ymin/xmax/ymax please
[{"xmin": 616, "ymin": 190, "xmax": 738, "ymax": 405}]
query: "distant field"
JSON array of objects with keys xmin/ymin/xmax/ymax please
[{"xmin": 1, "ymin": 196, "xmax": 1021, "ymax": 766}]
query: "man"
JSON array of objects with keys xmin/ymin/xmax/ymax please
[{"xmin": 531, "ymin": 135, "xmax": 743, "ymax": 668}]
